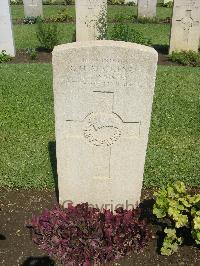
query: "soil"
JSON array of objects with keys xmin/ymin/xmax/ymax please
[
  {"xmin": 0, "ymin": 188, "xmax": 200, "ymax": 266},
  {"xmin": 8, "ymin": 49, "xmax": 180, "ymax": 67}
]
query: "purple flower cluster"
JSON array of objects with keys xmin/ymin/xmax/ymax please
[{"xmin": 26, "ymin": 203, "xmax": 150, "ymax": 265}]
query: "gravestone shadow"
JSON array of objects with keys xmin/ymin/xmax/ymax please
[
  {"xmin": 21, "ymin": 256, "xmax": 54, "ymax": 266},
  {"xmin": 153, "ymin": 44, "xmax": 169, "ymax": 55},
  {"xmin": 0, "ymin": 234, "xmax": 6, "ymax": 240},
  {"xmin": 48, "ymin": 141, "xmax": 59, "ymax": 201}
]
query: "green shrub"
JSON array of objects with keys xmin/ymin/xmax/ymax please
[
  {"xmin": 23, "ymin": 16, "xmax": 38, "ymax": 24},
  {"xmin": 10, "ymin": 0, "xmax": 23, "ymax": 4},
  {"xmin": 107, "ymin": 0, "xmax": 124, "ymax": 5},
  {"xmin": 108, "ymin": 19, "xmax": 151, "ymax": 46},
  {"xmin": 136, "ymin": 16, "xmax": 160, "ymax": 24},
  {"xmin": 169, "ymin": 51, "xmax": 200, "ymax": 67},
  {"xmin": 0, "ymin": 50, "xmax": 12, "ymax": 63},
  {"xmin": 163, "ymin": 2, "xmax": 173, "ymax": 8},
  {"xmin": 64, "ymin": 0, "xmax": 74, "ymax": 4},
  {"xmin": 51, "ymin": 8, "xmax": 73, "ymax": 22},
  {"xmin": 26, "ymin": 48, "xmax": 38, "ymax": 60},
  {"xmin": 153, "ymin": 181, "xmax": 200, "ymax": 256},
  {"xmin": 36, "ymin": 20, "xmax": 59, "ymax": 51}
]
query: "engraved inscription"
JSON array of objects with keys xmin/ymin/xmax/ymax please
[{"xmin": 83, "ymin": 112, "xmax": 121, "ymax": 146}]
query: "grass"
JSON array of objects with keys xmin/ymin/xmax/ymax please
[
  {"xmin": 11, "ymin": 4, "xmax": 171, "ymax": 50},
  {"xmin": 13, "ymin": 23, "xmax": 170, "ymax": 50},
  {"xmin": 11, "ymin": 4, "xmax": 172, "ymax": 21},
  {"xmin": 14, "ymin": 23, "xmax": 75, "ymax": 50},
  {"xmin": 0, "ymin": 64, "xmax": 200, "ymax": 189}
]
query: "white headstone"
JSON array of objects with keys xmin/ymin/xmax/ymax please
[
  {"xmin": 169, "ymin": 0, "xmax": 200, "ymax": 53},
  {"xmin": 138, "ymin": 0, "xmax": 157, "ymax": 18},
  {"xmin": 0, "ymin": 0, "xmax": 15, "ymax": 56},
  {"xmin": 53, "ymin": 41, "xmax": 158, "ymax": 209},
  {"xmin": 75, "ymin": 0, "xmax": 107, "ymax": 41},
  {"xmin": 23, "ymin": 0, "xmax": 43, "ymax": 17},
  {"xmin": 125, "ymin": 0, "xmax": 138, "ymax": 4}
]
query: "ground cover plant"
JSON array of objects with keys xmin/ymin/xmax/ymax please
[
  {"xmin": 0, "ymin": 50, "xmax": 12, "ymax": 63},
  {"xmin": 169, "ymin": 51, "xmax": 200, "ymax": 67},
  {"xmin": 108, "ymin": 19, "xmax": 151, "ymax": 45},
  {"xmin": 26, "ymin": 203, "xmax": 150, "ymax": 265},
  {"xmin": 153, "ymin": 181, "xmax": 200, "ymax": 256},
  {"xmin": 36, "ymin": 20, "xmax": 60, "ymax": 50}
]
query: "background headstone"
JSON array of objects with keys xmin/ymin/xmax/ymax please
[
  {"xmin": 0, "ymin": 0, "xmax": 15, "ymax": 56},
  {"xmin": 169, "ymin": 0, "xmax": 200, "ymax": 53},
  {"xmin": 23, "ymin": 0, "xmax": 43, "ymax": 17},
  {"xmin": 75, "ymin": 0, "xmax": 107, "ymax": 41},
  {"xmin": 124, "ymin": 0, "xmax": 138, "ymax": 4},
  {"xmin": 138, "ymin": 0, "xmax": 157, "ymax": 18},
  {"xmin": 53, "ymin": 41, "xmax": 158, "ymax": 209}
]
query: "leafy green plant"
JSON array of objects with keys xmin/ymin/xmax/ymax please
[
  {"xmin": 107, "ymin": 0, "xmax": 124, "ymax": 5},
  {"xmin": 26, "ymin": 48, "xmax": 38, "ymax": 60},
  {"xmin": 23, "ymin": 16, "xmax": 38, "ymax": 24},
  {"xmin": 163, "ymin": 2, "xmax": 173, "ymax": 8},
  {"xmin": 64, "ymin": 0, "xmax": 74, "ymax": 4},
  {"xmin": 136, "ymin": 16, "xmax": 160, "ymax": 24},
  {"xmin": 51, "ymin": 8, "xmax": 73, "ymax": 22},
  {"xmin": 153, "ymin": 181, "xmax": 200, "ymax": 256},
  {"xmin": 36, "ymin": 20, "xmax": 59, "ymax": 51},
  {"xmin": 108, "ymin": 17, "xmax": 151, "ymax": 46},
  {"xmin": 10, "ymin": 0, "xmax": 23, "ymax": 4},
  {"xmin": 0, "ymin": 50, "xmax": 12, "ymax": 63},
  {"xmin": 169, "ymin": 51, "xmax": 200, "ymax": 67}
]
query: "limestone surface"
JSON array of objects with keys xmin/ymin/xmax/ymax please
[
  {"xmin": 169, "ymin": 0, "xmax": 200, "ymax": 53},
  {"xmin": 138, "ymin": 0, "xmax": 157, "ymax": 18},
  {"xmin": 75, "ymin": 0, "xmax": 107, "ymax": 41},
  {"xmin": 23, "ymin": 0, "xmax": 43, "ymax": 17},
  {"xmin": 53, "ymin": 41, "xmax": 158, "ymax": 210},
  {"xmin": 0, "ymin": 0, "xmax": 15, "ymax": 56}
]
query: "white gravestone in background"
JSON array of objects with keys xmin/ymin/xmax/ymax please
[
  {"xmin": 23, "ymin": 0, "xmax": 43, "ymax": 17},
  {"xmin": 53, "ymin": 41, "xmax": 158, "ymax": 209},
  {"xmin": 169, "ymin": 0, "xmax": 200, "ymax": 53},
  {"xmin": 138, "ymin": 0, "xmax": 157, "ymax": 18},
  {"xmin": 75, "ymin": 0, "xmax": 107, "ymax": 41},
  {"xmin": 0, "ymin": 0, "xmax": 15, "ymax": 56}
]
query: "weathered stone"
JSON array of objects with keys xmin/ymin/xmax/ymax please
[
  {"xmin": 169, "ymin": 0, "xmax": 200, "ymax": 53},
  {"xmin": 23, "ymin": 0, "xmax": 43, "ymax": 17},
  {"xmin": 138, "ymin": 0, "xmax": 157, "ymax": 18},
  {"xmin": 53, "ymin": 41, "xmax": 158, "ymax": 210},
  {"xmin": 75, "ymin": 0, "xmax": 107, "ymax": 41},
  {"xmin": 0, "ymin": 0, "xmax": 15, "ymax": 56}
]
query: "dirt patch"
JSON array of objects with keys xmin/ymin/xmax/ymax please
[
  {"xmin": 8, "ymin": 50, "xmax": 52, "ymax": 64},
  {"xmin": 0, "ymin": 188, "xmax": 200, "ymax": 266}
]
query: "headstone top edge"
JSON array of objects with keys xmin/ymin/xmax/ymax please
[{"xmin": 52, "ymin": 41, "xmax": 158, "ymax": 58}]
